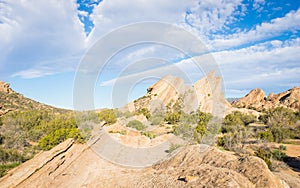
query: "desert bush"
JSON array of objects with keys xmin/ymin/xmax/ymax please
[
  {"xmin": 38, "ymin": 128, "xmax": 84, "ymax": 150},
  {"xmin": 98, "ymin": 109, "xmax": 117, "ymax": 125},
  {"xmin": 224, "ymin": 111, "xmax": 256, "ymax": 126},
  {"xmin": 255, "ymin": 147, "xmax": 273, "ymax": 169},
  {"xmin": 135, "ymin": 108, "xmax": 151, "ymax": 119},
  {"xmin": 165, "ymin": 112, "xmax": 181, "ymax": 124},
  {"xmin": 108, "ymin": 130, "xmax": 127, "ymax": 135},
  {"xmin": 166, "ymin": 144, "xmax": 182, "ymax": 153},
  {"xmin": 259, "ymin": 107, "xmax": 298, "ymax": 126},
  {"xmin": 257, "ymin": 131, "xmax": 274, "ymax": 142},
  {"xmin": 179, "ymin": 112, "xmax": 198, "ymax": 124},
  {"xmin": 149, "ymin": 114, "xmax": 164, "ymax": 125},
  {"xmin": 270, "ymin": 126, "xmax": 290, "ymax": 143},
  {"xmin": 173, "ymin": 123, "xmax": 194, "ymax": 139},
  {"xmin": 126, "ymin": 120, "xmax": 146, "ymax": 131},
  {"xmin": 254, "ymin": 146, "xmax": 287, "ymax": 170},
  {"xmin": 279, "ymin": 145, "xmax": 287, "ymax": 150},
  {"xmin": 141, "ymin": 131, "xmax": 157, "ymax": 139},
  {"xmin": 0, "ymin": 162, "xmax": 20, "ymax": 178}
]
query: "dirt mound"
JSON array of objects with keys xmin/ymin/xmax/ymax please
[
  {"xmin": 0, "ymin": 139, "xmax": 287, "ymax": 188},
  {"xmin": 233, "ymin": 87, "xmax": 300, "ymax": 111}
]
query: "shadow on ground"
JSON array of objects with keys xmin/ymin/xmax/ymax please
[{"xmin": 283, "ymin": 156, "xmax": 300, "ymax": 172}]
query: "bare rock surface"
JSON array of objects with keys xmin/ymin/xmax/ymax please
[
  {"xmin": 233, "ymin": 87, "xmax": 300, "ymax": 111},
  {"xmin": 0, "ymin": 139, "xmax": 286, "ymax": 188},
  {"xmin": 126, "ymin": 71, "xmax": 231, "ymax": 117}
]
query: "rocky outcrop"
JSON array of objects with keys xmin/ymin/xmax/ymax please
[
  {"xmin": 0, "ymin": 82, "xmax": 13, "ymax": 94},
  {"xmin": 233, "ymin": 87, "xmax": 300, "ymax": 111},
  {"xmin": 0, "ymin": 140, "xmax": 286, "ymax": 188},
  {"xmin": 126, "ymin": 71, "xmax": 231, "ymax": 117}
]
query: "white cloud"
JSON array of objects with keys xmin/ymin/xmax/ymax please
[
  {"xmin": 87, "ymin": 0, "xmax": 197, "ymax": 44},
  {"xmin": 184, "ymin": 0, "xmax": 242, "ymax": 34},
  {"xmin": 211, "ymin": 8, "xmax": 300, "ymax": 49},
  {"xmin": 0, "ymin": 0, "xmax": 86, "ymax": 79}
]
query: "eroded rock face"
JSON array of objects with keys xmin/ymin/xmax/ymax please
[
  {"xmin": 0, "ymin": 82, "xmax": 13, "ymax": 94},
  {"xmin": 233, "ymin": 87, "xmax": 300, "ymax": 111},
  {"xmin": 0, "ymin": 140, "xmax": 286, "ymax": 188},
  {"xmin": 126, "ymin": 71, "xmax": 231, "ymax": 117}
]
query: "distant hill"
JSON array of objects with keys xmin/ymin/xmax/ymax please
[
  {"xmin": 0, "ymin": 81, "xmax": 66, "ymax": 115},
  {"xmin": 232, "ymin": 87, "xmax": 300, "ymax": 111},
  {"xmin": 226, "ymin": 97, "xmax": 240, "ymax": 103}
]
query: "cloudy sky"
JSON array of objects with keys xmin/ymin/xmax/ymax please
[{"xmin": 0, "ymin": 0, "xmax": 299, "ymax": 109}]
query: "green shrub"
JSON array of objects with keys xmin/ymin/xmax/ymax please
[
  {"xmin": 166, "ymin": 144, "xmax": 182, "ymax": 153},
  {"xmin": 254, "ymin": 146, "xmax": 287, "ymax": 170},
  {"xmin": 165, "ymin": 112, "xmax": 181, "ymax": 124},
  {"xmin": 0, "ymin": 162, "xmax": 20, "ymax": 178},
  {"xmin": 38, "ymin": 128, "xmax": 84, "ymax": 150},
  {"xmin": 179, "ymin": 112, "xmax": 198, "ymax": 124},
  {"xmin": 173, "ymin": 123, "xmax": 193, "ymax": 139},
  {"xmin": 126, "ymin": 120, "xmax": 146, "ymax": 131},
  {"xmin": 270, "ymin": 126, "xmax": 290, "ymax": 143},
  {"xmin": 255, "ymin": 147, "xmax": 272, "ymax": 169},
  {"xmin": 141, "ymin": 131, "xmax": 157, "ymax": 139},
  {"xmin": 149, "ymin": 114, "xmax": 164, "ymax": 125},
  {"xmin": 135, "ymin": 108, "xmax": 151, "ymax": 119},
  {"xmin": 108, "ymin": 130, "xmax": 127, "ymax": 135},
  {"xmin": 271, "ymin": 149, "xmax": 287, "ymax": 160},
  {"xmin": 98, "ymin": 109, "xmax": 117, "ymax": 125},
  {"xmin": 257, "ymin": 131, "xmax": 274, "ymax": 142},
  {"xmin": 279, "ymin": 145, "xmax": 287, "ymax": 150}
]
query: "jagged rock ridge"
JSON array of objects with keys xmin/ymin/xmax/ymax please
[
  {"xmin": 232, "ymin": 87, "xmax": 300, "ymax": 111},
  {"xmin": 126, "ymin": 71, "xmax": 231, "ymax": 117}
]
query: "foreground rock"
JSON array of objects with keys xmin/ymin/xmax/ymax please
[
  {"xmin": 233, "ymin": 87, "xmax": 300, "ymax": 111},
  {"xmin": 0, "ymin": 139, "xmax": 287, "ymax": 188}
]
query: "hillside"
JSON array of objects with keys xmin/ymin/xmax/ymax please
[{"xmin": 0, "ymin": 81, "xmax": 65, "ymax": 116}]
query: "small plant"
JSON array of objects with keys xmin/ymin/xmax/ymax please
[
  {"xmin": 126, "ymin": 120, "xmax": 146, "ymax": 131},
  {"xmin": 257, "ymin": 131, "xmax": 274, "ymax": 142},
  {"xmin": 141, "ymin": 131, "xmax": 157, "ymax": 139},
  {"xmin": 166, "ymin": 144, "xmax": 182, "ymax": 153},
  {"xmin": 165, "ymin": 112, "xmax": 181, "ymax": 124},
  {"xmin": 279, "ymin": 145, "xmax": 287, "ymax": 150},
  {"xmin": 135, "ymin": 108, "xmax": 151, "ymax": 119},
  {"xmin": 108, "ymin": 130, "xmax": 127, "ymax": 135},
  {"xmin": 173, "ymin": 123, "xmax": 193, "ymax": 139},
  {"xmin": 149, "ymin": 114, "xmax": 164, "ymax": 125}
]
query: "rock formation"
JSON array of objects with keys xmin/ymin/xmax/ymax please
[
  {"xmin": 0, "ymin": 139, "xmax": 287, "ymax": 188},
  {"xmin": 233, "ymin": 87, "xmax": 300, "ymax": 111},
  {"xmin": 0, "ymin": 81, "xmax": 13, "ymax": 94},
  {"xmin": 125, "ymin": 71, "xmax": 231, "ymax": 117}
]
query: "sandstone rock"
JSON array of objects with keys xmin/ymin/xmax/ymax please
[
  {"xmin": 0, "ymin": 140, "xmax": 286, "ymax": 188},
  {"xmin": 233, "ymin": 87, "xmax": 300, "ymax": 111},
  {"xmin": 126, "ymin": 71, "xmax": 231, "ymax": 117},
  {"xmin": 0, "ymin": 81, "xmax": 13, "ymax": 94}
]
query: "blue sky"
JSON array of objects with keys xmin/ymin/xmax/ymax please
[{"xmin": 0, "ymin": 0, "xmax": 299, "ymax": 109}]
